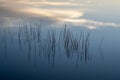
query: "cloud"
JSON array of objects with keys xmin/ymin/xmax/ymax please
[
  {"xmin": 63, "ymin": 18, "xmax": 120, "ymax": 29},
  {"xmin": 0, "ymin": 0, "xmax": 83, "ymax": 7},
  {"xmin": 0, "ymin": 0, "xmax": 85, "ymax": 27},
  {"xmin": 0, "ymin": 0, "xmax": 120, "ymax": 29},
  {"xmin": 21, "ymin": 8, "xmax": 83, "ymax": 19},
  {"xmin": 0, "ymin": 6, "xmax": 59, "ymax": 27}
]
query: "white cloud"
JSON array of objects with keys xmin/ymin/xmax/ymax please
[
  {"xmin": 63, "ymin": 18, "xmax": 120, "ymax": 29},
  {"xmin": 0, "ymin": 0, "xmax": 85, "ymax": 25},
  {"xmin": 0, "ymin": 0, "xmax": 85, "ymax": 18},
  {"xmin": 0, "ymin": 0, "xmax": 120, "ymax": 29}
]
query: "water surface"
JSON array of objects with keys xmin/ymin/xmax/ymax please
[{"xmin": 0, "ymin": 0, "xmax": 120, "ymax": 80}]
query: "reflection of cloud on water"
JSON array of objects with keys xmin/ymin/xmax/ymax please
[
  {"xmin": 0, "ymin": 0, "xmax": 85, "ymax": 19},
  {"xmin": 0, "ymin": 0, "xmax": 86, "ymax": 27},
  {"xmin": 0, "ymin": 0, "xmax": 120, "ymax": 29},
  {"xmin": 63, "ymin": 18, "xmax": 120, "ymax": 29}
]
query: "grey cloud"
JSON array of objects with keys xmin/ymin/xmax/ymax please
[{"xmin": 0, "ymin": 6, "xmax": 58, "ymax": 27}]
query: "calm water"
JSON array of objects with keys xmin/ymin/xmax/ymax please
[
  {"xmin": 0, "ymin": 0, "xmax": 120, "ymax": 80},
  {"xmin": 0, "ymin": 24, "xmax": 120, "ymax": 80}
]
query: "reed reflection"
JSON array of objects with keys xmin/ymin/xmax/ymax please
[{"xmin": 0, "ymin": 22, "xmax": 102, "ymax": 68}]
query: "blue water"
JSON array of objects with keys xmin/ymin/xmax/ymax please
[
  {"xmin": 0, "ymin": 0, "xmax": 120, "ymax": 79},
  {"xmin": 0, "ymin": 24, "xmax": 120, "ymax": 80}
]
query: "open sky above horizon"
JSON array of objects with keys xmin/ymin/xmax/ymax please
[{"xmin": 0, "ymin": 0, "xmax": 120, "ymax": 29}]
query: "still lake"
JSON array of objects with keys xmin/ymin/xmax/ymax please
[
  {"xmin": 0, "ymin": 23, "xmax": 120, "ymax": 80},
  {"xmin": 0, "ymin": 0, "xmax": 120, "ymax": 80}
]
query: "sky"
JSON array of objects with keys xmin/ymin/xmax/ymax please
[{"xmin": 0, "ymin": 0, "xmax": 120, "ymax": 29}]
